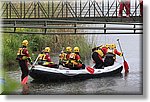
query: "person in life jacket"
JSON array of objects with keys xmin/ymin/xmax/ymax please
[
  {"xmin": 92, "ymin": 45, "xmax": 108, "ymax": 69},
  {"xmin": 37, "ymin": 50, "xmax": 45, "ymax": 65},
  {"xmin": 66, "ymin": 47, "xmax": 85, "ymax": 70},
  {"xmin": 16, "ymin": 40, "xmax": 33, "ymax": 82},
  {"xmin": 104, "ymin": 44, "xmax": 123, "ymax": 67},
  {"xmin": 40, "ymin": 47, "xmax": 59, "ymax": 68},
  {"xmin": 59, "ymin": 47, "xmax": 72, "ymax": 67},
  {"xmin": 59, "ymin": 47, "xmax": 66, "ymax": 65}
]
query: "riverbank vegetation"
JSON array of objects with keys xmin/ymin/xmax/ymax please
[{"xmin": 3, "ymin": 33, "xmax": 93, "ymax": 71}]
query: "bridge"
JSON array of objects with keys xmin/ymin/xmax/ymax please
[{"xmin": 1, "ymin": 0, "xmax": 143, "ymax": 34}]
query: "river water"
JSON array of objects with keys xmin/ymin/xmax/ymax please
[{"xmin": 6, "ymin": 34, "xmax": 142, "ymax": 95}]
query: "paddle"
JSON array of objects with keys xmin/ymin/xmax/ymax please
[
  {"xmin": 117, "ymin": 39, "xmax": 129, "ymax": 73},
  {"xmin": 21, "ymin": 54, "xmax": 40, "ymax": 85},
  {"xmin": 86, "ymin": 66, "xmax": 94, "ymax": 74}
]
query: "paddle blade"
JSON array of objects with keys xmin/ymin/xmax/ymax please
[
  {"xmin": 86, "ymin": 66, "xmax": 94, "ymax": 74},
  {"xmin": 21, "ymin": 76, "xmax": 28, "ymax": 85},
  {"xmin": 124, "ymin": 60, "xmax": 129, "ymax": 73}
]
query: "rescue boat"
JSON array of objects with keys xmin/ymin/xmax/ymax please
[{"xmin": 29, "ymin": 62, "xmax": 123, "ymax": 81}]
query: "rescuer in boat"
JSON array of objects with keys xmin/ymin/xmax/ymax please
[
  {"xmin": 16, "ymin": 40, "xmax": 33, "ymax": 82},
  {"xmin": 92, "ymin": 45, "xmax": 108, "ymax": 69},
  {"xmin": 37, "ymin": 50, "xmax": 44, "ymax": 65},
  {"xmin": 104, "ymin": 44, "xmax": 123, "ymax": 67},
  {"xmin": 66, "ymin": 47, "xmax": 85, "ymax": 70},
  {"xmin": 59, "ymin": 46, "xmax": 72, "ymax": 67},
  {"xmin": 39, "ymin": 47, "xmax": 59, "ymax": 68}
]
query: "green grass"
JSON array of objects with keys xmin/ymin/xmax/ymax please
[{"xmin": 1, "ymin": 71, "xmax": 20, "ymax": 95}]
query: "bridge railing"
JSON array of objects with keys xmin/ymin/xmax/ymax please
[
  {"xmin": 1, "ymin": 19, "xmax": 143, "ymax": 34},
  {"xmin": 0, "ymin": 0, "xmax": 142, "ymax": 19}
]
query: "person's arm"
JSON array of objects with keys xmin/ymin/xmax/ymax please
[
  {"xmin": 46, "ymin": 54, "xmax": 52, "ymax": 62},
  {"xmin": 114, "ymin": 49, "xmax": 123, "ymax": 56},
  {"xmin": 23, "ymin": 48, "xmax": 33, "ymax": 64},
  {"xmin": 76, "ymin": 55, "xmax": 82, "ymax": 64}
]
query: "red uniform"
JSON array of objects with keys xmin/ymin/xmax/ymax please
[
  {"xmin": 16, "ymin": 47, "xmax": 32, "ymax": 81},
  {"xmin": 66, "ymin": 53, "xmax": 71, "ymax": 60},
  {"xmin": 74, "ymin": 54, "xmax": 83, "ymax": 68},
  {"xmin": 92, "ymin": 46, "xmax": 108, "ymax": 69},
  {"xmin": 41, "ymin": 52, "xmax": 58, "ymax": 68},
  {"xmin": 101, "ymin": 47, "xmax": 108, "ymax": 56},
  {"xmin": 140, "ymin": 0, "xmax": 143, "ymax": 16},
  {"xmin": 67, "ymin": 53, "xmax": 84, "ymax": 69},
  {"xmin": 43, "ymin": 53, "xmax": 52, "ymax": 62},
  {"xmin": 118, "ymin": 0, "xmax": 130, "ymax": 17},
  {"xmin": 113, "ymin": 49, "xmax": 122, "ymax": 56}
]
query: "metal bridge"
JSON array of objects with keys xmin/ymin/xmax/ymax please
[{"xmin": 0, "ymin": 0, "xmax": 143, "ymax": 34}]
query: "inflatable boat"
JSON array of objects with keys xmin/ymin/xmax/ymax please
[{"xmin": 29, "ymin": 62, "xmax": 123, "ymax": 81}]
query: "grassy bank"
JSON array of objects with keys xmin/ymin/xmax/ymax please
[{"xmin": 3, "ymin": 33, "xmax": 92, "ymax": 71}]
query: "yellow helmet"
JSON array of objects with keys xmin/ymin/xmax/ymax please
[
  {"xmin": 74, "ymin": 47, "xmax": 79, "ymax": 52},
  {"xmin": 105, "ymin": 44, "xmax": 110, "ymax": 48},
  {"xmin": 44, "ymin": 47, "xmax": 51, "ymax": 53},
  {"xmin": 110, "ymin": 44, "xmax": 116, "ymax": 49},
  {"xmin": 66, "ymin": 47, "xmax": 72, "ymax": 52},
  {"xmin": 22, "ymin": 40, "xmax": 28, "ymax": 46}
]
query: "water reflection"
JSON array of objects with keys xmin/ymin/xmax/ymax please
[{"xmin": 22, "ymin": 84, "xmax": 29, "ymax": 95}]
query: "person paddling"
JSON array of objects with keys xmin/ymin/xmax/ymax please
[
  {"xmin": 66, "ymin": 47, "xmax": 85, "ymax": 70},
  {"xmin": 39, "ymin": 47, "xmax": 59, "ymax": 68},
  {"xmin": 16, "ymin": 40, "xmax": 33, "ymax": 84},
  {"xmin": 92, "ymin": 45, "xmax": 108, "ymax": 69},
  {"xmin": 104, "ymin": 44, "xmax": 123, "ymax": 67},
  {"xmin": 59, "ymin": 47, "xmax": 72, "ymax": 67}
]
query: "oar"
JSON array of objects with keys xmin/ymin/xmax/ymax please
[
  {"xmin": 21, "ymin": 55, "xmax": 40, "ymax": 85},
  {"xmin": 117, "ymin": 39, "xmax": 129, "ymax": 73},
  {"xmin": 86, "ymin": 66, "xmax": 94, "ymax": 74},
  {"xmin": 30, "ymin": 54, "xmax": 40, "ymax": 69}
]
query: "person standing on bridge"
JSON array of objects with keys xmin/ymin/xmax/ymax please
[
  {"xmin": 16, "ymin": 40, "xmax": 33, "ymax": 84},
  {"xmin": 118, "ymin": 0, "xmax": 130, "ymax": 17},
  {"xmin": 139, "ymin": 0, "xmax": 143, "ymax": 16}
]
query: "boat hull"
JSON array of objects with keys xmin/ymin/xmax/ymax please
[
  {"xmin": 30, "ymin": 67, "xmax": 123, "ymax": 81},
  {"xmin": 29, "ymin": 62, "xmax": 123, "ymax": 81}
]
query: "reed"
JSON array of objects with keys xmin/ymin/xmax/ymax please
[{"xmin": 3, "ymin": 33, "xmax": 92, "ymax": 70}]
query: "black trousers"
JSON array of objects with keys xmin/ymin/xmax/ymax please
[
  {"xmin": 92, "ymin": 52, "xmax": 104, "ymax": 69},
  {"xmin": 104, "ymin": 53, "xmax": 115, "ymax": 67},
  {"xmin": 19, "ymin": 60, "xmax": 29, "ymax": 81}
]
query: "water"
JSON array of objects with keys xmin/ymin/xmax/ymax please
[{"xmin": 4, "ymin": 34, "xmax": 142, "ymax": 95}]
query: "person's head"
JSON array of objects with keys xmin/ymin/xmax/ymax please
[
  {"xmin": 22, "ymin": 40, "xmax": 28, "ymax": 47},
  {"xmin": 66, "ymin": 47, "xmax": 72, "ymax": 53},
  {"xmin": 105, "ymin": 44, "xmax": 110, "ymax": 48},
  {"xmin": 44, "ymin": 47, "xmax": 51, "ymax": 53},
  {"xmin": 74, "ymin": 47, "xmax": 79, "ymax": 53},
  {"xmin": 110, "ymin": 44, "xmax": 116, "ymax": 49}
]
